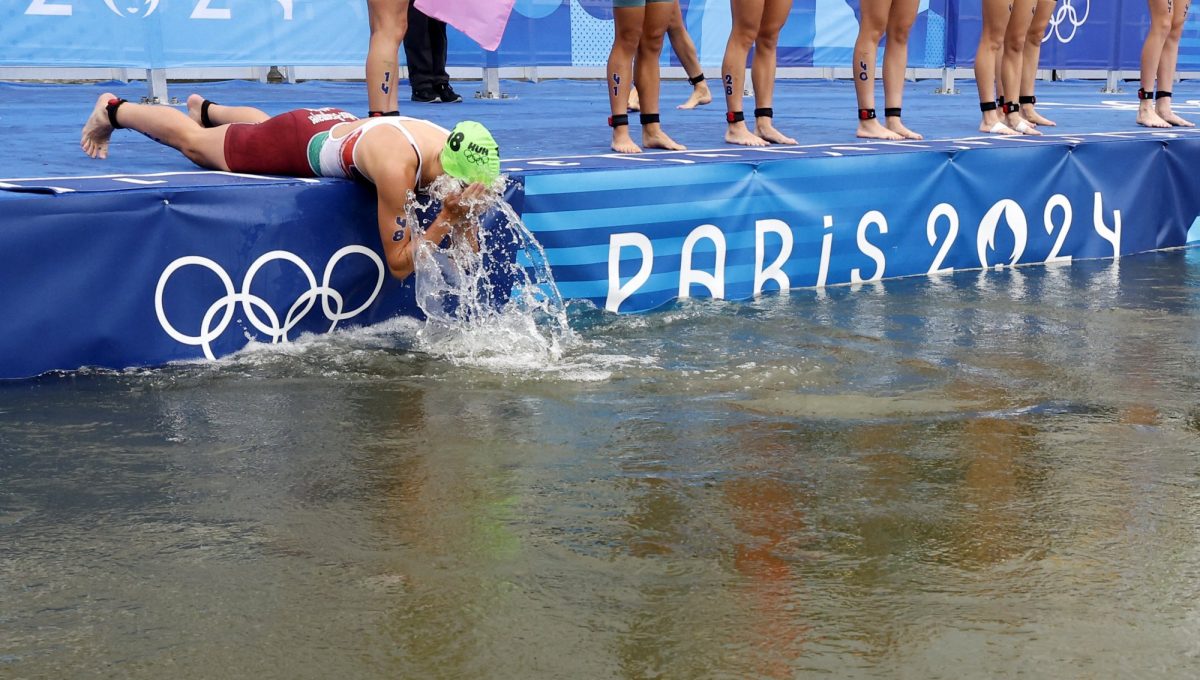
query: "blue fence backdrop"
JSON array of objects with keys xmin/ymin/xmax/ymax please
[{"xmin": 2, "ymin": 0, "xmax": 1198, "ymax": 72}]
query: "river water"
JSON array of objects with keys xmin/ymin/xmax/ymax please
[{"xmin": 3, "ymin": 250, "xmax": 1199, "ymax": 679}]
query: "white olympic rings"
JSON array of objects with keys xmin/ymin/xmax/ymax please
[
  {"xmin": 155, "ymin": 246, "xmax": 386, "ymax": 360},
  {"xmin": 1044, "ymin": 0, "xmax": 1090, "ymax": 44}
]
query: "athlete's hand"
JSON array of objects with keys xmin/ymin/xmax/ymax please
[{"xmin": 440, "ymin": 182, "xmax": 490, "ymax": 225}]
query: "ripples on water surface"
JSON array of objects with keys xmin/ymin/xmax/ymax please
[{"xmin": 3, "ymin": 252, "xmax": 1200, "ymax": 679}]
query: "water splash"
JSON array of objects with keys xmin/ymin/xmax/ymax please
[{"xmin": 405, "ymin": 175, "xmax": 575, "ymax": 371}]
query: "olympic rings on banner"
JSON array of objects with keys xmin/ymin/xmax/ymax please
[
  {"xmin": 155, "ymin": 246, "xmax": 386, "ymax": 360},
  {"xmin": 1044, "ymin": 0, "xmax": 1090, "ymax": 44}
]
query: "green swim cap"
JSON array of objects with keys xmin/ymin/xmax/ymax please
[{"xmin": 440, "ymin": 121, "xmax": 501, "ymax": 185}]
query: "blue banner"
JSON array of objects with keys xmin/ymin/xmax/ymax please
[
  {"xmin": 522, "ymin": 136, "xmax": 1200, "ymax": 313},
  {"xmin": 0, "ymin": 173, "xmax": 523, "ymax": 379},
  {"xmin": 5, "ymin": 0, "xmax": 1194, "ymax": 72},
  {"xmin": 3, "ymin": 135, "xmax": 1200, "ymax": 378}
]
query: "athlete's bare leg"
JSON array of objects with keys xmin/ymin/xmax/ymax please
[
  {"xmin": 854, "ymin": 0, "xmax": 904, "ymax": 140},
  {"xmin": 1020, "ymin": 0, "xmax": 1057, "ymax": 126},
  {"xmin": 1138, "ymin": 0, "xmax": 1174, "ymax": 127},
  {"xmin": 1002, "ymin": 0, "xmax": 1042, "ymax": 134},
  {"xmin": 666, "ymin": 1, "xmax": 713, "ymax": 109},
  {"xmin": 82, "ymin": 93, "xmax": 230, "ymax": 170},
  {"xmin": 883, "ymin": 0, "xmax": 923, "ymax": 140},
  {"xmin": 750, "ymin": 0, "xmax": 797, "ymax": 144},
  {"xmin": 608, "ymin": 5, "xmax": 645, "ymax": 153},
  {"xmin": 976, "ymin": 0, "xmax": 1018, "ymax": 134},
  {"xmin": 628, "ymin": 85, "xmax": 641, "ymax": 112},
  {"xmin": 639, "ymin": 1, "xmax": 686, "ymax": 150},
  {"xmin": 186, "ymin": 94, "xmax": 270, "ymax": 126},
  {"xmin": 724, "ymin": 0, "xmax": 770, "ymax": 146},
  {"xmin": 366, "ymin": 0, "xmax": 408, "ymax": 114},
  {"xmin": 1155, "ymin": 0, "xmax": 1194, "ymax": 126}
]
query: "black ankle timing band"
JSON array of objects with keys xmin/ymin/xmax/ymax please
[
  {"xmin": 106, "ymin": 98, "xmax": 126, "ymax": 129},
  {"xmin": 1155, "ymin": 90, "xmax": 1173, "ymax": 100},
  {"xmin": 639, "ymin": 113, "xmax": 660, "ymax": 125},
  {"xmin": 1138, "ymin": 88, "xmax": 1155, "ymax": 100},
  {"xmin": 858, "ymin": 108, "xmax": 876, "ymax": 120},
  {"xmin": 884, "ymin": 107, "xmax": 901, "ymax": 118},
  {"xmin": 688, "ymin": 73, "xmax": 705, "ymax": 86},
  {"xmin": 1003, "ymin": 101, "xmax": 1020, "ymax": 114},
  {"xmin": 609, "ymin": 114, "xmax": 629, "ymax": 128},
  {"xmin": 200, "ymin": 99, "xmax": 216, "ymax": 128},
  {"xmin": 980, "ymin": 101, "xmax": 998, "ymax": 112},
  {"xmin": 1018, "ymin": 95, "xmax": 1036, "ymax": 105},
  {"xmin": 726, "ymin": 111, "xmax": 744, "ymax": 124}
]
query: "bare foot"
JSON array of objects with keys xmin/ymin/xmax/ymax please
[
  {"xmin": 755, "ymin": 120, "xmax": 797, "ymax": 145},
  {"xmin": 1137, "ymin": 104, "xmax": 1171, "ymax": 128},
  {"xmin": 980, "ymin": 117, "xmax": 1019, "ymax": 136},
  {"xmin": 677, "ymin": 83, "xmax": 712, "ymax": 110},
  {"xmin": 643, "ymin": 127, "xmax": 686, "ymax": 151},
  {"xmin": 627, "ymin": 87, "xmax": 640, "ymax": 113},
  {"xmin": 612, "ymin": 127, "xmax": 642, "ymax": 154},
  {"xmin": 1157, "ymin": 104, "xmax": 1195, "ymax": 128},
  {"xmin": 856, "ymin": 118, "xmax": 903, "ymax": 141},
  {"xmin": 1006, "ymin": 113, "xmax": 1042, "ymax": 135},
  {"xmin": 81, "ymin": 92, "xmax": 117, "ymax": 159},
  {"xmin": 885, "ymin": 117, "xmax": 923, "ymax": 140},
  {"xmin": 186, "ymin": 93, "xmax": 207, "ymax": 125},
  {"xmin": 726, "ymin": 121, "xmax": 769, "ymax": 147},
  {"xmin": 1022, "ymin": 105, "xmax": 1056, "ymax": 126}
]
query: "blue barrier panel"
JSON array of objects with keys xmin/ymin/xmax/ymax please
[
  {"xmin": 0, "ymin": 174, "xmax": 523, "ymax": 379},
  {"xmin": 1038, "ymin": 0, "xmax": 1120, "ymax": 70},
  {"xmin": 522, "ymin": 137, "xmax": 1200, "ymax": 314}
]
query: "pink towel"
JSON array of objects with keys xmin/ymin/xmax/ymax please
[{"xmin": 414, "ymin": 0, "xmax": 516, "ymax": 52}]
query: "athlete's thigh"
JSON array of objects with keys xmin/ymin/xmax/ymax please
[
  {"xmin": 758, "ymin": 0, "xmax": 793, "ymax": 35},
  {"xmin": 887, "ymin": 0, "xmax": 921, "ymax": 32}
]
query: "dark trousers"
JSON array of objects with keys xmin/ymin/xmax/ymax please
[{"xmin": 404, "ymin": 5, "xmax": 449, "ymax": 93}]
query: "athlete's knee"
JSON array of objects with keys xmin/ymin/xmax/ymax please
[
  {"xmin": 754, "ymin": 31, "xmax": 779, "ymax": 53},
  {"xmin": 980, "ymin": 31, "xmax": 1004, "ymax": 53},
  {"xmin": 1147, "ymin": 15, "xmax": 1173, "ymax": 38},
  {"xmin": 369, "ymin": 18, "xmax": 406, "ymax": 45},
  {"xmin": 1004, "ymin": 32, "xmax": 1026, "ymax": 54},
  {"xmin": 639, "ymin": 31, "xmax": 667, "ymax": 54},
  {"xmin": 886, "ymin": 23, "xmax": 912, "ymax": 46},
  {"xmin": 727, "ymin": 24, "xmax": 758, "ymax": 50},
  {"xmin": 857, "ymin": 22, "xmax": 885, "ymax": 46},
  {"xmin": 613, "ymin": 24, "xmax": 642, "ymax": 52},
  {"xmin": 1168, "ymin": 18, "xmax": 1187, "ymax": 40}
]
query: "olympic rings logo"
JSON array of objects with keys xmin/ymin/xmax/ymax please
[
  {"xmin": 155, "ymin": 247, "xmax": 385, "ymax": 360},
  {"xmin": 1044, "ymin": 0, "xmax": 1089, "ymax": 43}
]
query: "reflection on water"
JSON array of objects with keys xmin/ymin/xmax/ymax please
[{"xmin": 3, "ymin": 251, "xmax": 1200, "ymax": 678}]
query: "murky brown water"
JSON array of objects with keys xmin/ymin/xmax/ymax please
[{"xmin": 3, "ymin": 251, "xmax": 1199, "ymax": 679}]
